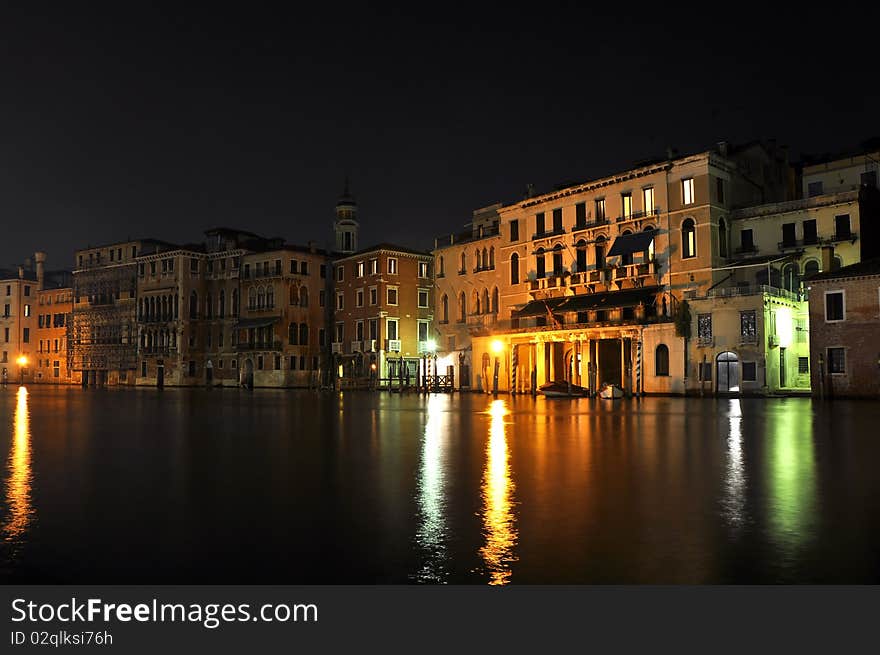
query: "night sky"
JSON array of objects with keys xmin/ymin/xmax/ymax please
[{"xmin": 2, "ymin": 4, "xmax": 878, "ymax": 269}]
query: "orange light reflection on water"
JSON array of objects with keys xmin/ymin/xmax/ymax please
[
  {"xmin": 3, "ymin": 387, "xmax": 33, "ymax": 544},
  {"xmin": 479, "ymin": 399, "xmax": 517, "ymax": 585}
]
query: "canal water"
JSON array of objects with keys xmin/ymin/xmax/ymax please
[{"xmin": 1, "ymin": 385, "xmax": 879, "ymax": 584}]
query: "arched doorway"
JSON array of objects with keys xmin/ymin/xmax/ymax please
[
  {"xmin": 243, "ymin": 358, "xmax": 254, "ymax": 389},
  {"xmin": 716, "ymin": 351, "xmax": 740, "ymax": 393}
]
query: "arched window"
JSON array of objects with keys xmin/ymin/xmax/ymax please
[
  {"xmin": 442, "ymin": 294, "xmax": 449, "ymax": 322},
  {"xmin": 439, "ymin": 255, "xmax": 445, "ymax": 276},
  {"xmin": 460, "ymin": 252, "xmax": 466, "ymax": 274},
  {"xmin": 266, "ymin": 285, "xmax": 274, "ymax": 309},
  {"xmin": 719, "ymin": 218, "xmax": 728, "ymax": 258},
  {"xmin": 231, "ymin": 289, "xmax": 238, "ymax": 316},
  {"xmin": 489, "ymin": 246, "xmax": 495, "ymax": 269},
  {"xmin": 492, "ymin": 287, "xmax": 499, "ymax": 313},
  {"xmin": 482, "ymin": 288, "xmax": 489, "ymax": 314},
  {"xmin": 289, "ymin": 323, "xmax": 297, "ymax": 345},
  {"xmin": 257, "ymin": 286, "xmax": 265, "ymax": 309},
  {"xmin": 510, "ymin": 253, "xmax": 520, "ymax": 284},
  {"xmin": 299, "ymin": 323, "xmax": 308, "ymax": 345},
  {"xmin": 804, "ymin": 260, "xmax": 820, "ymax": 277},
  {"xmin": 173, "ymin": 293, "xmax": 179, "ymax": 319},
  {"xmin": 219, "ymin": 290, "xmax": 226, "ymax": 318},
  {"xmin": 621, "ymin": 230, "xmax": 633, "ymax": 266},
  {"xmin": 682, "ymin": 218, "xmax": 696, "ymax": 258},
  {"xmin": 595, "ymin": 235, "xmax": 606, "ymax": 270},
  {"xmin": 248, "ymin": 288, "xmax": 256, "ymax": 310},
  {"xmin": 576, "ymin": 240, "xmax": 587, "ymax": 272},
  {"xmin": 536, "ymin": 248, "xmax": 546, "ymax": 278},
  {"xmin": 781, "ymin": 263, "xmax": 800, "ymax": 292},
  {"xmin": 205, "ymin": 293, "xmax": 213, "ymax": 318},
  {"xmin": 149, "ymin": 297, "xmax": 155, "ymax": 321},
  {"xmin": 299, "ymin": 286, "xmax": 308, "ymax": 307},
  {"xmin": 290, "ymin": 285, "xmax": 299, "ymax": 305},
  {"xmin": 655, "ymin": 344, "xmax": 670, "ymax": 376},
  {"xmin": 552, "ymin": 243, "xmax": 564, "ymax": 275},
  {"xmin": 833, "ymin": 255, "xmax": 842, "ymax": 271},
  {"xmin": 459, "ymin": 292, "xmax": 466, "ymax": 322},
  {"xmin": 482, "ymin": 248, "xmax": 488, "ymax": 270},
  {"xmin": 473, "ymin": 290, "xmax": 480, "ymax": 315},
  {"xmin": 189, "ymin": 291, "xmax": 198, "ymax": 319},
  {"xmin": 161, "ymin": 296, "xmax": 168, "ymax": 321}
]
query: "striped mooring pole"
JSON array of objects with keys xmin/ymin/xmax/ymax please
[
  {"xmin": 511, "ymin": 345, "xmax": 518, "ymax": 394},
  {"xmin": 635, "ymin": 339, "xmax": 642, "ymax": 396}
]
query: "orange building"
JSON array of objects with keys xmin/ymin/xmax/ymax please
[{"xmin": 332, "ymin": 243, "xmax": 433, "ymax": 386}]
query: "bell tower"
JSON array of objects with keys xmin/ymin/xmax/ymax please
[{"xmin": 334, "ymin": 177, "xmax": 359, "ymax": 254}]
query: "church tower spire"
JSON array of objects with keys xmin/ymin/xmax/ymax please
[{"xmin": 334, "ymin": 175, "xmax": 359, "ymax": 254}]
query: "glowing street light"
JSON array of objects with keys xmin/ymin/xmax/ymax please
[
  {"xmin": 490, "ymin": 340, "xmax": 504, "ymax": 395},
  {"xmin": 16, "ymin": 355, "xmax": 27, "ymax": 385}
]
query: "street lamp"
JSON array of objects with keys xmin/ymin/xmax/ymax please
[
  {"xmin": 491, "ymin": 339, "xmax": 503, "ymax": 396},
  {"xmin": 16, "ymin": 355, "xmax": 27, "ymax": 386}
]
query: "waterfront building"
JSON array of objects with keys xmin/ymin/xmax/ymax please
[
  {"xmin": 238, "ymin": 242, "xmax": 333, "ymax": 388},
  {"xmin": 332, "ymin": 243, "xmax": 434, "ymax": 387},
  {"xmin": 439, "ymin": 141, "xmax": 795, "ymax": 395},
  {"xmin": 71, "ymin": 240, "xmax": 177, "ymax": 385},
  {"xmin": 1, "ymin": 254, "xmax": 43, "ymax": 384},
  {"xmin": 34, "ymin": 269, "xmax": 76, "ymax": 384},
  {"xmin": 432, "ymin": 204, "xmax": 502, "ymax": 390},
  {"xmin": 806, "ymin": 256, "xmax": 880, "ymax": 398},
  {"xmin": 134, "ymin": 228, "xmax": 268, "ymax": 387}
]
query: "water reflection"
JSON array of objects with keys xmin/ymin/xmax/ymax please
[
  {"xmin": 413, "ymin": 395, "xmax": 449, "ymax": 582},
  {"xmin": 479, "ymin": 399, "xmax": 517, "ymax": 585},
  {"xmin": 722, "ymin": 399, "xmax": 746, "ymax": 530},
  {"xmin": 2, "ymin": 387, "xmax": 33, "ymax": 549},
  {"xmin": 766, "ymin": 403, "xmax": 816, "ymax": 557}
]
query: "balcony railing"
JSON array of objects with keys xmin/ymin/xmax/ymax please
[
  {"xmin": 828, "ymin": 231, "xmax": 857, "ymax": 243},
  {"xmin": 531, "ymin": 228, "xmax": 566, "ymax": 240},
  {"xmin": 734, "ymin": 244, "xmax": 758, "ymax": 255},
  {"xmin": 350, "ymin": 340, "xmax": 363, "ymax": 352},
  {"xmin": 331, "ymin": 342, "xmax": 342, "ymax": 354},
  {"xmin": 386, "ymin": 339, "xmax": 401, "ymax": 352},
  {"xmin": 694, "ymin": 284, "xmax": 802, "ymax": 302},
  {"xmin": 778, "ymin": 239, "xmax": 802, "ymax": 251},
  {"xmin": 572, "ymin": 217, "xmax": 609, "ymax": 232}
]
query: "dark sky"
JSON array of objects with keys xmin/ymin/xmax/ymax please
[{"xmin": 2, "ymin": 4, "xmax": 878, "ymax": 269}]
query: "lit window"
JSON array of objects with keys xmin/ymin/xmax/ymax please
[
  {"xmin": 682, "ymin": 178, "xmax": 695, "ymax": 205},
  {"xmin": 642, "ymin": 187, "xmax": 654, "ymax": 215},
  {"xmin": 419, "ymin": 262, "xmax": 429, "ymax": 278},
  {"xmin": 682, "ymin": 219, "xmax": 696, "ymax": 258},
  {"xmin": 388, "ymin": 258, "xmax": 398, "ymax": 274}
]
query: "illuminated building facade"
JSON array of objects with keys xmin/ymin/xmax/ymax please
[
  {"xmin": 34, "ymin": 270, "xmax": 76, "ymax": 384},
  {"xmin": 332, "ymin": 244, "xmax": 434, "ymax": 386},
  {"xmin": 439, "ymin": 141, "xmax": 800, "ymax": 395},
  {"xmin": 1, "ymin": 256, "xmax": 41, "ymax": 384}
]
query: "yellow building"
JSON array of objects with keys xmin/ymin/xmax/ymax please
[{"xmin": 438, "ymin": 141, "xmax": 796, "ymax": 395}]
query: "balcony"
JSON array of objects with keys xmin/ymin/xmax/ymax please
[
  {"xmin": 571, "ymin": 217, "xmax": 609, "ymax": 232},
  {"xmin": 350, "ymin": 340, "xmax": 363, "ymax": 352},
  {"xmin": 588, "ymin": 269, "xmax": 608, "ymax": 283},
  {"xmin": 235, "ymin": 340, "xmax": 282, "ymax": 352},
  {"xmin": 365, "ymin": 339, "xmax": 377, "ymax": 352},
  {"xmin": 828, "ymin": 231, "xmax": 857, "ymax": 243},
  {"xmin": 778, "ymin": 239, "xmax": 802, "ymax": 251},
  {"xmin": 531, "ymin": 228, "xmax": 566, "ymax": 240},
  {"xmin": 734, "ymin": 244, "xmax": 758, "ymax": 255},
  {"xmin": 331, "ymin": 342, "xmax": 343, "ymax": 354},
  {"xmin": 386, "ymin": 339, "xmax": 401, "ymax": 352}
]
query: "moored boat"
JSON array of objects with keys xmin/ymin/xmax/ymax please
[
  {"xmin": 539, "ymin": 380, "xmax": 589, "ymax": 398},
  {"xmin": 599, "ymin": 383, "xmax": 624, "ymax": 399}
]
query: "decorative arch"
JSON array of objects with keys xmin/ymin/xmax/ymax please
[
  {"xmin": 489, "ymin": 246, "xmax": 495, "ymax": 269},
  {"xmin": 189, "ymin": 291, "xmax": 198, "ymax": 319},
  {"xmin": 459, "ymin": 291, "xmax": 466, "ymax": 322},
  {"xmin": 510, "ymin": 252, "xmax": 520, "ymax": 284},
  {"xmin": 442, "ymin": 294, "xmax": 449, "ymax": 322},
  {"xmin": 290, "ymin": 285, "xmax": 299, "ymax": 305},
  {"xmin": 492, "ymin": 287, "xmax": 499, "ymax": 313},
  {"xmin": 535, "ymin": 247, "xmax": 546, "ymax": 278},
  {"xmin": 482, "ymin": 288, "xmax": 490, "ymax": 314},
  {"xmin": 473, "ymin": 289, "xmax": 481, "ymax": 315},
  {"xmin": 299, "ymin": 286, "xmax": 308, "ymax": 307},
  {"xmin": 299, "ymin": 323, "xmax": 309, "ymax": 345}
]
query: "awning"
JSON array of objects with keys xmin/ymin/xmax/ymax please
[
  {"xmin": 512, "ymin": 296, "xmax": 567, "ymax": 318},
  {"xmin": 607, "ymin": 231, "xmax": 655, "ymax": 257},
  {"xmin": 556, "ymin": 286, "xmax": 661, "ymax": 313},
  {"xmin": 234, "ymin": 316, "xmax": 280, "ymax": 330}
]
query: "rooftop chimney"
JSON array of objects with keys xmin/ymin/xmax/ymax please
[
  {"xmin": 35, "ymin": 251, "xmax": 46, "ymax": 290},
  {"xmin": 717, "ymin": 141, "xmax": 729, "ymax": 157},
  {"xmin": 308, "ymin": 240, "xmax": 316, "ymax": 254},
  {"xmin": 18, "ymin": 266, "xmax": 24, "ymax": 279}
]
